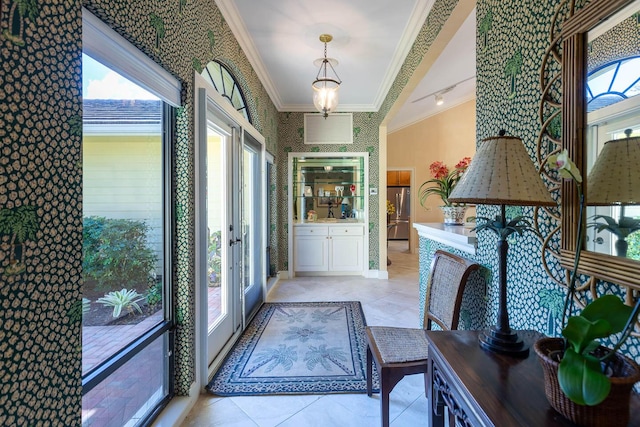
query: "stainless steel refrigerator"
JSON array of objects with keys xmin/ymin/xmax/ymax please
[{"xmin": 387, "ymin": 187, "xmax": 410, "ymax": 240}]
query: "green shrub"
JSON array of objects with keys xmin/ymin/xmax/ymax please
[
  {"xmin": 97, "ymin": 288, "xmax": 145, "ymax": 318},
  {"xmin": 208, "ymin": 230, "xmax": 222, "ymax": 286},
  {"xmin": 627, "ymin": 230, "xmax": 640, "ymax": 261},
  {"xmin": 83, "ymin": 216, "xmax": 158, "ymax": 291},
  {"xmin": 146, "ymin": 281, "xmax": 162, "ymax": 307}
]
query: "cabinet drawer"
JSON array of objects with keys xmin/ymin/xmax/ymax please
[
  {"xmin": 329, "ymin": 226, "xmax": 364, "ymax": 236},
  {"xmin": 294, "ymin": 226, "xmax": 328, "ymax": 236}
]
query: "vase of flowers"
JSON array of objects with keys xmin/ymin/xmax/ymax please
[
  {"xmin": 533, "ymin": 149, "xmax": 640, "ymax": 427},
  {"xmin": 419, "ymin": 157, "xmax": 471, "ymax": 224}
]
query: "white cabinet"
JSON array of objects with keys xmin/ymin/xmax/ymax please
[
  {"xmin": 293, "ymin": 225, "xmax": 364, "ymax": 274},
  {"xmin": 294, "ymin": 226, "xmax": 329, "ymax": 271}
]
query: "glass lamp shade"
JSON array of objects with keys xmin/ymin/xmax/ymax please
[{"xmin": 312, "ymin": 80, "xmax": 340, "ymax": 117}]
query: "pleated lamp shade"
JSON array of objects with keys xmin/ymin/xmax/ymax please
[
  {"xmin": 586, "ymin": 136, "xmax": 640, "ymax": 206},
  {"xmin": 448, "ymin": 135, "xmax": 555, "ymax": 206}
]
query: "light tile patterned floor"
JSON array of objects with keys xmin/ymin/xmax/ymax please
[{"xmin": 182, "ymin": 241, "xmax": 427, "ymax": 427}]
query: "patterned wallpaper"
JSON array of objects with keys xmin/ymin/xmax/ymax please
[
  {"xmin": 470, "ymin": 0, "xmax": 640, "ymax": 364},
  {"xmin": 2, "ymin": 0, "xmax": 637, "ymax": 423},
  {"xmin": 0, "ymin": 1, "xmax": 83, "ymax": 425}
]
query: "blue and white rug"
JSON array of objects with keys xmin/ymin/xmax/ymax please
[{"xmin": 206, "ymin": 301, "xmax": 378, "ymax": 395}]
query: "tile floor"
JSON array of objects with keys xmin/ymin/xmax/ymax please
[{"xmin": 181, "ymin": 240, "xmax": 429, "ymax": 427}]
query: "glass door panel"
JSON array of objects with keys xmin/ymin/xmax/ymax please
[{"xmin": 242, "ymin": 137, "xmax": 263, "ymax": 321}]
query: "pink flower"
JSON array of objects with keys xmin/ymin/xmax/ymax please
[{"xmin": 429, "ymin": 161, "xmax": 449, "ymax": 179}]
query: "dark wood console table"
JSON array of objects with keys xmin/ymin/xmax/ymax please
[{"xmin": 425, "ymin": 330, "xmax": 640, "ymax": 426}]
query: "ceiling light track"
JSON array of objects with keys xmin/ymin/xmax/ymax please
[{"xmin": 411, "ymin": 75, "xmax": 476, "ymax": 104}]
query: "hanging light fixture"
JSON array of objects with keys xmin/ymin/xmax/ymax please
[{"xmin": 312, "ymin": 34, "xmax": 342, "ymax": 118}]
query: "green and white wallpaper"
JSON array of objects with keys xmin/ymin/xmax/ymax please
[{"xmin": 2, "ymin": 0, "xmax": 639, "ymax": 423}]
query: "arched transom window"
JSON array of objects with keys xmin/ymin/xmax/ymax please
[{"xmin": 202, "ymin": 60, "xmax": 251, "ymax": 123}]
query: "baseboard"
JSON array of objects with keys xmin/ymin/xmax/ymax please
[
  {"xmin": 151, "ymin": 381, "xmax": 199, "ymax": 427},
  {"xmin": 366, "ymin": 269, "xmax": 388, "ymax": 279}
]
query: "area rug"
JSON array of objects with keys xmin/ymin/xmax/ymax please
[{"xmin": 206, "ymin": 301, "xmax": 379, "ymax": 395}]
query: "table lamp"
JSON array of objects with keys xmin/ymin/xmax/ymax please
[
  {"xmin": 448, "ymin": 131, "xmax": 555, "ymax": 357},
  {"xmin": 586, "ymin": 130, "xmax": 640, "ymax": 257}
]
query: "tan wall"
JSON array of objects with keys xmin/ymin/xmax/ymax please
[{"xmin": 387, "ymin": 99, "xmax": 476, "ymax": 251}]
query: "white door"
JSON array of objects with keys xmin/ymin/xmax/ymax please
[{"xmin": 196, "ymin": 87, "xmax": 242, "ymax": 373}]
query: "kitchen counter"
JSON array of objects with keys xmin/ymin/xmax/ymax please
[{"xmin": 413, "ymin": 222, "xmax": 476, "ymax": 255}]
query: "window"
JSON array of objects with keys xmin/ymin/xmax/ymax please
[
  {"xmin": 81, "ymin": 9, "xmax": 179, "ymax": 426},
  {"xmin": 202, "ymin": 61, "xmax": 251, "ymax": 122}
]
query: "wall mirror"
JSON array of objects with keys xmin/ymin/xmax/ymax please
[{"xmin": 561, "ymin": 0, "xmax": 640, "ymax": 290}]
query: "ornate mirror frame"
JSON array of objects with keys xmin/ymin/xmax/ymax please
[{"xmin": 560, "ymin": 0, "xmax": 640, "ymax": 290}]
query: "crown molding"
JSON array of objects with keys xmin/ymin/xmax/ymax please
[
  {"xmin": 215, "ymin": 0, "xmax": 284, "ymax": 110},
  {"xmin": 372, "ymin": 0, "xmax": 436, "ymax": 110}
]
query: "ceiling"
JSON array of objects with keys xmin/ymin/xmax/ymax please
[{"xmin": 216, "ymin": 0, "xmax": 476, "ymax": 133}]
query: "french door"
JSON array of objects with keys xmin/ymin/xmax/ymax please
[{"xmin": 196, "ymin": 75, "xmax": 266, "ymax": 381}]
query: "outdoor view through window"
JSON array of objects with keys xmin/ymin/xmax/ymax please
[{"xmin": 81, "ymin": 53, "xmax": 169, "ymax": 426}]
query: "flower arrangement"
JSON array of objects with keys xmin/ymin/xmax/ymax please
[
  {"xmin": 386, "ymin": 200, "xmax": 395, "ymax": 216},
  {"xmin": 537, "ymin": 149, "xmax": 640, "ymax": 409},
  {"xmin": 418, "ymin": 157, "xmax": 471, "ymax": 207}
]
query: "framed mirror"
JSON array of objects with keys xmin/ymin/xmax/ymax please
[{"xmin": 561, "ymin": 0, "xmax": 640, "ymax": 290}]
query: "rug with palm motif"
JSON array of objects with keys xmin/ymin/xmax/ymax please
[{"xmin": 206, "ymin": 301, "xmax": 379, "ymax": 395}]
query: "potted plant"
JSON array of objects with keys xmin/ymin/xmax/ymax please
[
  {"xmin": 418, "ymin": 157, "xmax": 471, "ymax": 224},
  {"xmin": 534, "ymin": 149, "xmax": 640, "ymax": 427}
]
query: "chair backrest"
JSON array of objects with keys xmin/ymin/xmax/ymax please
[{"xmin": 422, "ymin": 250, "xmax": 480, "ymax": 331}]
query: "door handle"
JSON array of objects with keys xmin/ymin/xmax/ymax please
[{"xmin": 229, "ymin": 238, "xmax": 242, "ymax": 246}]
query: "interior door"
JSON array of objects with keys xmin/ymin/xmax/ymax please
[{"xmin": 197, "ymin": 87, "xmax": 242, "ymax": 371}]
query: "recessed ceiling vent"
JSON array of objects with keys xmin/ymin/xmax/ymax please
[{"xmin": 304, "ymin": 113, "xmax": 353, "ymax": 145}]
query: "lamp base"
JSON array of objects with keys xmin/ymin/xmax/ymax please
[{"xmin": 479, "ymin": 326, "xmax": 529, "ymax": 358}]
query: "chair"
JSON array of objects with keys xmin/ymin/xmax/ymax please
[{"xmin": 365, "ymin": 250, "xmax": 479, "ymax": 427}]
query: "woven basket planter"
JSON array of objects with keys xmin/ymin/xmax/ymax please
[{"xmin": 534, "ymin": 337, "xmax": 640, "ymax": 427}]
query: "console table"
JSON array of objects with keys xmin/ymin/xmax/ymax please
[{"xmin": 425, "ymin": 330, "xmax": 640, "ymax": 426}]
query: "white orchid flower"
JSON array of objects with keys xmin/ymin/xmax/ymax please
[{"xmin": 549, "ymin": 149, "xmax": 583, "ymax": 183}]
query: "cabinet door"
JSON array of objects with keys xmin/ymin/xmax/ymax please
[
  {"xmin": 294, "ymin": 235, "xmax": 329, "ymax": 271},
  {"xmin": 398, "ymin": 170, "xmax": 411, "ymax": 186},
  {"xmin": 387, "ymin": 171, "xmax": 399, "ymax": 186},
  {"xmin": 329, "ymin": 235, "xmax": 363, "ymax": 272}
]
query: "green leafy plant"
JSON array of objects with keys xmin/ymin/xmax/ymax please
[
  {"xmin": 83, "ymin": 216, "xmax": 158, "ymax": 291},
  {"xmin": 97, "ymin": 288, "xmax": 145, "ymax": 318},
  {"xmin": 418, "ymin": 157, "xmax": 471, "ymax": 207},
  {"xmin": 146, "ymin": 281, "xmax": 162, "ymax": 307},
  {"xmin": 208, "ymin": 230, "xmax": 223, "ymax": 286},
  {"xmin": 558, "ymin": 295, "xmax": 640, "ymax": 405},
  {"xmin": 83, "ymin": 298, "xmax": 91, "ymax": 316}
]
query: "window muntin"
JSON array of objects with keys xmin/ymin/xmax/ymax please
[{"xmin": 202, "ymin": 61, "xmax": 251, "ymax": 122}]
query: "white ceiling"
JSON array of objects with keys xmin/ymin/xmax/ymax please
[{"xmin": 215, "ymin": 0, "xmax": 476, "ymax": 133}]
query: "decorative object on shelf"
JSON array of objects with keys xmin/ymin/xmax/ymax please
[
  {"xmin": 307, "ymin": 210, "xmax": 317, "ymax": 222},
  {"xmin": 312, "ymin": 34, "xmax": 341, "ymax": 118},
  {"xmin": 448, "ymin": 131, "xmax": 555, "ymax": 357},
  {"xmin": 350, "ymin": 184, "xmax": 356, "ymax": 195},
  {"xmin": 386, "ymin": 200, "xmax": 395, "ymax": 216},
  {"xmin": 440, "ymin": 206, "xmax": 466, "ymax": 225},
  {"xmin": 418, "ymin": 156, "xmax": 471, "ymax": 209},
  {"xmin": 586, "ymin": 131, "xmax": 640, "ymax": 258},
  {"xmin": 531, "ymin": 148, "xmax": 640, "ymax": 426},
  {"xmin": 304, "ymin": 186, "xmax": 312, "ymax": 196}
]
